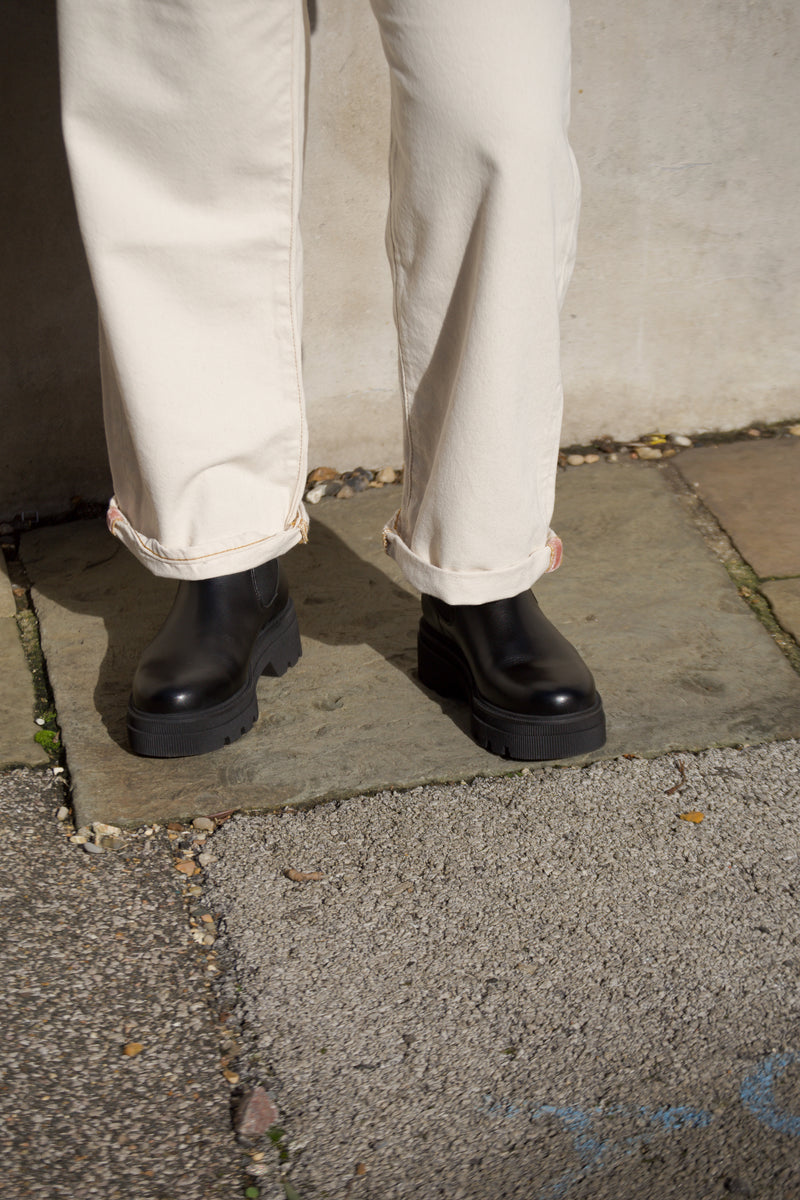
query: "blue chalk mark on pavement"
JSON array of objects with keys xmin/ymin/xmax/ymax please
[
  {"xmin": 741, "ymin": 1052, "xmax": 800, "ymax": 1138},
  {"xmin": 482, "ymin": 1097, "xmax": 714, "ymax": 1199},
  {"xmin": 483, "ymin": 1052, "xmax": 800, "ymax": 1200}
]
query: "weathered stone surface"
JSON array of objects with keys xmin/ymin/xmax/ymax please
[
  {"xmin": 761, "ymin": 579, "xmax": 800, "ymax": 643},
  {"xmin": 20, "ymin": 464, "xmax": 800, "ymax": 829},
  {"xmin": 0, "ymin": 556, "xmax": 48, "ymax": 768},
  {"xmin": 676, "ymin": 440, "xmax": 800, "ymax": 579}
]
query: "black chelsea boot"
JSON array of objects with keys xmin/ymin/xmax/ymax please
[
  {"xmin": 418, "ymin": 589, "xmax": 605, "ymax": 760},
  {"xmin": 127, "ymin": 559, "xmax": 301, "ymax": 757}
]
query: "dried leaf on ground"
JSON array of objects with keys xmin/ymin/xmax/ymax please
[{"xmin": 284, "ymin": 868, "xmax": 324, "ymax": 882}]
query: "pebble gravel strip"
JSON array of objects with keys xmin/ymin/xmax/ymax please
[{"xmin": 302, "ymin": 424, "xmax": 800, "ymax": 506}]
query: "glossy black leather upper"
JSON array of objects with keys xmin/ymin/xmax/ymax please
[
  {"xmin": 131, "ymin": 560, "xmax": 289, "ymax": 714},
  {"xmin": 420, "ymin": 589, "xmax": 597, "ymax": 716}
]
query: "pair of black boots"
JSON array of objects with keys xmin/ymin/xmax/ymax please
[{"xmin": 127, "ymin": 560, "xmax": 605, "ymax": 760}]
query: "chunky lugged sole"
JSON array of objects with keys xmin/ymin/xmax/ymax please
[
  {"xmin": 126, "ymin": 599, "xmax": 302, "ymax": 758},
  {"xmin": 417, "ymin": 619, "xmax": 606, "ymax": 761}
]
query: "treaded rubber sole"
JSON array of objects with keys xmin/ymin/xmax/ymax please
[
  {"xmin": 417, "ymin": 618, "xmax": 606, "ymax": 761},
  {"xmin": 126, "ymin": 598, "xmax": 302, "ymax": 758}
]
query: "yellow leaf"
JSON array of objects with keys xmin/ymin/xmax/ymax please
[
  {"xmin": 679, "ymin": 811, "xmax": 704, "ymax": 824},
  {"xmin": 122, "ymin": 1042, "xmax": 144, "ymax": 1057}
]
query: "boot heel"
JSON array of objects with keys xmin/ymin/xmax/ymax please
[
  {"xmin": 417, "ymin": 621, "xmax": 469, "ymax": 701},
  {"xmin": 260, "ymin": 599, "xmax": 302, "ymax": 678}
]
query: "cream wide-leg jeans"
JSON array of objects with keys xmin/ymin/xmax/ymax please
[{"xmin": 57, "ymin": 0, "xmax": 580, "ymax": 605}]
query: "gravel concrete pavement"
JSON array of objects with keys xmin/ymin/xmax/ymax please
[
  {"xmin": 205, "ymin": 740, "xmax": 800, "ymax": 1199},
  {"xmin": 0, "ymin": 768, "xmax": 247, "ymax": 1200}
]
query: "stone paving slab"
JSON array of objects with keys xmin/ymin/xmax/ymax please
[
  {"xmin": 0, "ymin": 554, "xmax": 48, "ymax": 768},
  {"xmin": 20, "ymin": 462, "xmax": 800, "ymax": 829},
  {"xmin": 762, "ymin": 579, "xmax": 800, "ymax": 644},
  {"xmin": 676, "ymin": 439, "xmax": 800, "ymax": 579}
]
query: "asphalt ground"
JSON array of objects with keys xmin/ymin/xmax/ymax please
[
  {"xmin": 205, "ymin": 740, "xmax": 800, "ymax": 1200},
  {"xmin": 5, "ymin": 742, "xmax": 800, "ymax": 1199},
  {"xmin": 0, "ymin": 768, "xmax": 247, "ymax": 1200}
]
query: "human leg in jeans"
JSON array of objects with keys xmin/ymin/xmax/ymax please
[
  {"xmin": 373, "ymin": 0, "xmax": 604, "ymax": 757},
  {"xmin": 57, "ymin": 0, "xmax": 604, "ymax": 759}
]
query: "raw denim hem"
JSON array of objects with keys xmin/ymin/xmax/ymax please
[
  {"xmin": 382, "ymin": 512, "xmax": 562, "ymax": 605},
  {"xmin": 106, "ymin": 498, "xmax": 309, "ymax": 581}
]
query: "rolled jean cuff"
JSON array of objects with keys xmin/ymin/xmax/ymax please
[
  {"xmin": 382, "ymin": 511, "xmax": 563, "ymax": 605},
  {"xmin": 106, "ymin": 497, "xmax": 309, "ymax": 581}
]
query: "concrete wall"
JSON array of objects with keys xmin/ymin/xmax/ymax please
[
  {"xmin": 564, "ymin": 0, "xmax": 800, "ymax": 443},
  {"xmin": 2, "ymin": 0, "xmax": 798, "ymax": 520}
]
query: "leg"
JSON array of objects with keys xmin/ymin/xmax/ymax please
[
  {"xmin": 371, "ymin": 0, "xmax": 605, "ymax": 758},
  {"xmin": 56, "ymin": 0, "xmax": 307, "ymax": 754},
  {"xmin": 57, "ymin": 0, "xmax": 309, "ymax": 579}
]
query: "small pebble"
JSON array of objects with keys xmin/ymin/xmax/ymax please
[
  {"xmin": 93, "ymin": 821, "xmax": 122, "ymax": 839},
  {"xmin": 375, "ymin": 466, "xmax": 397, "ymax": 485},
  {"xmin": 52, "ymin": 766, "xmax": 65, "ymax": 776},
  {"xmin": 607, "ymin": 453, "xmax": 618, "ymax": 463},
  {"xmin": 788, "ymin": 425, "xmax": 800, "ymax": 437},
  {"xmin": 235, "ymin": 1086, "xmax": 280, "ymax": 1137},
  {"xmin": 99, "ymin": 836, "xmax": 127, "ymax": 851},
  {"xmin": 747, "ymin": 427, "xmax": 761, "ymax": 437},
  {"xmin": 341, "ymin": 468, "xmax": 373, "ymax": 493},
  {"xmin": 304, "ymin": 484, "xmax": 327, "ymax": 505},
  {"xmin": 336, "ymin": 484, "xmax": 355, "ymax": 500},
  {"xmin": 306, "ymin": 466, "xmax": 339, "ymax": 485},
  {"xmin": 669, "ymin": 434, "xmax": 693, "ymax": 447},
  {"xmin": 566, "ymin": 454, "xmax": 585, "ymax": 466},
  {"xmin": 192, "ymin": 817, "xmax": 215, "ymax": 832},
  {"xmin": 69, "ymin": 835, "xmax": 89, "ymax": 845},
  {"xmin": 584, "ymin": 454, "xmax": 600, "ymax": 464},
  {"xmin": 223, "ymin": 1068, "xmax": 240, "ymax": 1085},
  {"xmin": 635, "ymin": 445, "xmax": 662, "ymax": 460},
  {"xmin": 198, "ymin": 852, "xmax": 217, "ymax": 867},
  {"xmin": 56, "ymin": 806, "xmax": 70, "ymax": 822},
  {"xmin": 122, "ymin": 1042, "xmax": 144, "ymax": 1057},
  {"xmin": 175, "ymin": 860, "xmax": 200, "ymax": 876},
  {"xmin": 83, "ymin": 841, "xmax": 104, "ymax": 854},
  {"xmin": 34, "ymin": 718, "xmax": 45, "ymax": 727}
]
